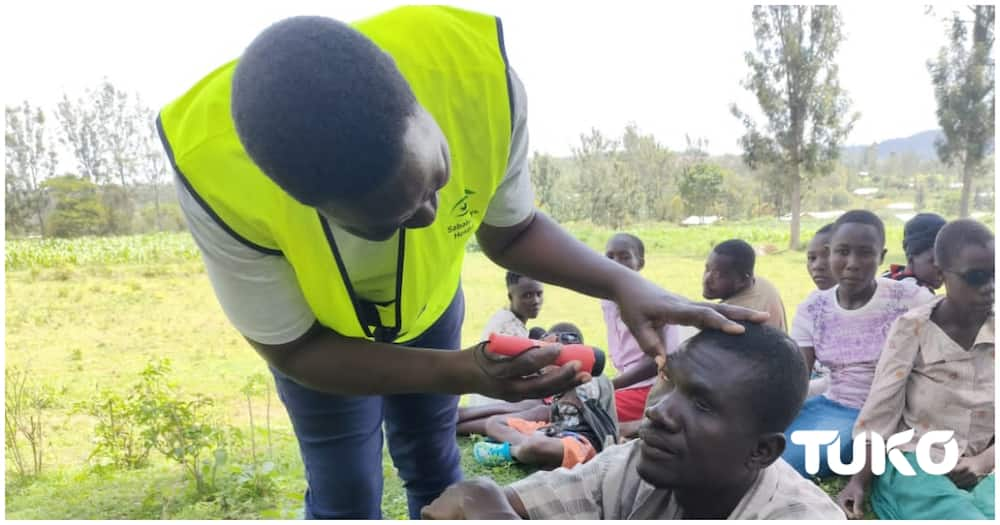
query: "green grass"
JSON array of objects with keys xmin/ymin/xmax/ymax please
[{"xmin": 5, "ymin": 221, "xmax": 908, "ymax": 519}]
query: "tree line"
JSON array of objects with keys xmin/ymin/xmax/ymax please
[
  {"xmin": 5, "ymin": 7, "xmax": 994, "ymax": 246},
  {"xmin": 6, "ymin": 81, "xmax": 179, "ymax": 238}
]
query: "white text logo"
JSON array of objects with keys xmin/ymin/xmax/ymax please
[{"xmin": 790, "ymin": 429, "xmax": 959, "ymax": 475}]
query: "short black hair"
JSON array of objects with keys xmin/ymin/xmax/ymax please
[
  {"xmin": 528, "ymin": 326, "xmax": 548, "ymax": 340},
  {"xmin": 231, "ymin": 16, "xmax": 417, "ymax": 206},
  {"xmin": 684, "ymin": 322, "xmax": 808, "ymax": 433},
  {"xmin": 833, "ymin": 209, "xmax": 885, "ymax": 247},
  {"xmin": 935, "ymin": 219, "xmax": 995, "ymax": 270},
  {"xmin": 611, "ymin": 233, "xmax": 645, "ymax": 259},
  {"xmin": 505, "ymin": 271, "xmax": 524, "ymax": 287},
  {"xmin": 712, "ymin": 239, "xmax": 755, "ymax": 277},
  {"xmin": 815, "ymin": 223, "xmax": 835, "ymax": 236},
  {"xmin": 547, "ymin": 322, "xmax": 584, "ymax": 343},
  {"xmin": 903, "ymin": 213, "xmax": 947, "ymax": 258}
]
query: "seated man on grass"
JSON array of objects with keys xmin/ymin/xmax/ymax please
[
  {"xmin": 703, "ymin": 239, "xmax": 787, "ymax": 332},
  {"xmin": 422, "ymin": 322, "xmax": 846, "ymax": 520}
]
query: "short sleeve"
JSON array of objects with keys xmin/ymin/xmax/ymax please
[
  {"xmin": 790, "ymin": 295, "xmax": 818, "ymax": 348},
  {"xmin": 481, "ymin": 67, "xmax": 535, "ymax": 227},
  {"xmin": 175, "ymin": 175, "xmax": 317, "ymax": 345}
]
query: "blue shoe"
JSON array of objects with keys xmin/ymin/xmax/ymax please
[{"xmin": 473, "ymin": 441, "xmax": 513, "ymax": 466}]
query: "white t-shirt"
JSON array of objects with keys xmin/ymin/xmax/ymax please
[
  {"xmin": 790, "ymin": 278, "xmax": 934, "ymax": 409},
  {"xmin": 176, "ymin": 69, "xmax": 534, "ymax": 345},
  {"xmin": 479, "ymin": 308, "xmax": 528, "ymax": 342}
]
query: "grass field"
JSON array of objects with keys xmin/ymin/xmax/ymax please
[{"xmin": 5, "ymin": 219, "xmax": 912, "ymax": 519}]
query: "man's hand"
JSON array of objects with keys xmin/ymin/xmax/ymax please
[
  {"xmin": 421, "ymin": 478, "xmax": 522, "ymax": 520},
  {"xmin": 836, "ymin": 478, "xmax": 867, "ymax": 519},
  {"xmin": 948, "ymin": 454, "xmax": 993, "ymax": 489},
  {"xmin": 612, "ymin": 274, "xmax": 770, "ymax": 359},
  {"xmin": 464, "ymin": 341, "xmax": 589, "ymax": 401}
]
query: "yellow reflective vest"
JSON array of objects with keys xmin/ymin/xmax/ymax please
[{"xmin": 158, "ymin": 6, "xmax": 513, "ymax": 342}]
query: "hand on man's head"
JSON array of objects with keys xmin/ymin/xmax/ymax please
[{"xmin": 612, "ymin": 274, "xmax": 769, "ymax": 360}]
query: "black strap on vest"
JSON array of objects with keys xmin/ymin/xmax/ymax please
[{"xmin": 319, "ymin": 214, "xmax": 405, "ymax": 343}]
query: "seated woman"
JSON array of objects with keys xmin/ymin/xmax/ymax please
[
  {"xmin": 603, "ymin": 233, "xmax": 680, "ymax": 434},
  {"xmin": 805, "ymin": 224, "xmax": 836, "ymax": 399},
  {"xmin": 783, "ymin": 210, "xmax": 934, "ymax": 478},
  {"xmin": 882, "ymin": 212, "xmax": 946, "ymax": 292},
  {"xmin": 838, "ymin": 219, "xmax": 994, "ymax": 520}
]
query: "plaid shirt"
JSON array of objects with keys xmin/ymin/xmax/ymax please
[{"xmin": 509, "ymin": 440, "xmax": 846, "ymax": 519}]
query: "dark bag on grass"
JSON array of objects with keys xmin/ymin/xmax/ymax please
[{"xmin": 546, "ymin": 375, "xmax": 619, "ymax": 452}]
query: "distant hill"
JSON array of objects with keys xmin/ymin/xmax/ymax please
[{"xmin": 841, "ymin": 129, "xmax": 943, "ymax": 162}]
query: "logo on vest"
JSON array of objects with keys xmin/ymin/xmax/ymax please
[{"xmin": 448, "ymin": 189, "xmax": 479, "ymax": 239}]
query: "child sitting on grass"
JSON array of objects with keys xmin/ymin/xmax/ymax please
[
  {"xmin": 602, "ymin": 233, "xmax": 679, "ymax": 430},
  {"xmin": 422, "ymin": 323, "xmax": 845, "ymax": 519},
  {"xmin": 838, "ymin": 219, "xmax": 994, "ymax": 520},
  {"xmin": 783, "ymin": 210, "xmax": 934, "ymax": 479},
  {"xmin": 882, "ymin": 212, "xmax": 946, "ymax": 292},
  {"xmin": 472, "ymin": 323, "xmax": 619, "ymax": 471},
  {"xmin": 459, "ymin": 271, "xmax": 547, "ymax": 417}
]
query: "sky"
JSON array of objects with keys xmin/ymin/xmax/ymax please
[{"xmin": 2, "ymin": 1, "xmax": 959, "ymax": 157}]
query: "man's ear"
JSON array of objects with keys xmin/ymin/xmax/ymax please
[
  {"xmin": 879, "ymin": 248, "xmax": 888, "ymax": 265},
  {"xmin": 637, "ymin": 256, "xmax": 645, "ymax": 271},
  {"xmin": 507, "ymin": 291, "xmax": 513, "ymax": 304},
  {"xmin": 746, "ymin": 432, "xmax": 785, "ymax": 471}
]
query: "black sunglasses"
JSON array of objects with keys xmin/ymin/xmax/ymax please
[
  {"xmin": 945, "ymin": 268, "xmax": 995, "ymax": 287},
  {"xmin": 549, "ymin": 332, "xmax": 582, "ymax": 345}
]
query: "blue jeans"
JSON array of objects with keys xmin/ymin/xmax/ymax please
[
  {"xmin": 271, "ymin": 287, "xmax": 465, "ymax": 519},
  {"xmin": 782, "ymin": 395, "xmax": 860, "ymax": 479}
]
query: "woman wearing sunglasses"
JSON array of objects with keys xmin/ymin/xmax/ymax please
[{"xmin": 838, "ymin": 218, "xmax": 995, "ymax": 520}]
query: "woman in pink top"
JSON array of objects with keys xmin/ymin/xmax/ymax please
[{"xmin": 603, "ymin": 233, "xmax": 680, "ymax": 423}]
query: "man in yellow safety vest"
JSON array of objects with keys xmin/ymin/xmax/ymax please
[{"xmin": 158, "ymin": 6, "xmax": 764, "ymax": 519}]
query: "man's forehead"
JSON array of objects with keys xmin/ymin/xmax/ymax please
[
  {"xmin": 671, "ymin": 342, "xmax": 754, "ymax": 394},
  {"xmin": 706, "ymin": 251, "xmax": 734, "ymax": 268}
]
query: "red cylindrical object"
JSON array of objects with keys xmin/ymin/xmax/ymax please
[{"xmin": 486, "ymin": 333, "xmax": 605, "ymax": 376}]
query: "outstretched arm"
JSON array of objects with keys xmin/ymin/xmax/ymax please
[{"xmin": 477, "ymin": 211, "xmax": 769, "ymax": 360}]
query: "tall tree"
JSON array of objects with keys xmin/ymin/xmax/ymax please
[
  {"xmin": 56, "ymin": 92, "xmax": 103, "ymax": 183},
  {"xmin": 928, "ymin": 5, "xmax": 995, "ymax": 217},
  {"xmin": 731, "ymin": 6, "xmax": 859, "ymax": 249},
  {"xmin": 5, "ymin": 102, "xmax": 58, "ymax": 236},
  {"xmin": 572, "ymin": 128, "xmax": 632, "ymax": 227},
  {"xmin": 57, "ymin": 80, "xmax": 146, "ymax": 234},
  {"xmin": 621, "ymin": 123, "xmax": 674, "ymax": 221},
  {"xmin": 136, "ymin": 102, "xmax": 170, "ymax": 231}
]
